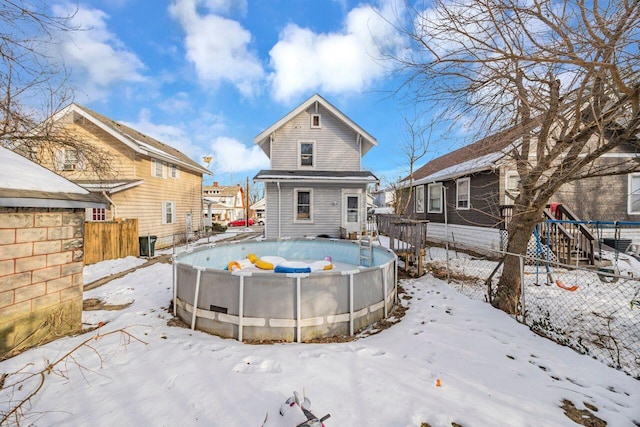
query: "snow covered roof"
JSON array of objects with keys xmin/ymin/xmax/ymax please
[
  {"xmin": 253, "ymin": 170, "xmax": 378, "ymax": 183},
  {"xmin": 0, "ymin": 146, "xmax": 107, "ymax": 208},
  {"xmin": 413, "ymin": 151, "xmax": 505, "ymax": 185}
]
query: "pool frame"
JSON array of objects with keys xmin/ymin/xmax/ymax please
[{"xmin": 172, "ymin": 238, "xmax": 398, "ymax": 342}]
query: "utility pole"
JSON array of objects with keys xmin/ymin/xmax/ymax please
[{"xmin": 246, "ymin": 176, "xmax": 250, "ymax": 227}]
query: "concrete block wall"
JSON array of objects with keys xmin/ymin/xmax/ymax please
[{"xmin": 0, "ymin": 207, "xmax": 85, "ymax": 358}]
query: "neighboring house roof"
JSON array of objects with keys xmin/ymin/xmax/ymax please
[
  {"xmin": 254, "ymin": 93, "xmax": 378, "ymax": 156},
  {"xmin": 254, "ymin": 170, "xmax": 378, "ymax": 183},
  {"xmin": 410, "ymin": 126, "xmax": 524, "ymax": 185},
  {"xmin": 0, "ymin": 146, "xmax": 107, "ymax": 209},
  {"xmin": 53, "ymin": 103, "xmax": 212, "ymax": 176},
  {"xmin": 203, "ymin": 185, "xmax": 242, "ymax": 197}
]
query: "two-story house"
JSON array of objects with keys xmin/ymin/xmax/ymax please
[
  {"xmin": 254, "ymin": 94, "xmax": 378, "ymax": 239},
  {"xmin": 36, "ymin": 103, "xmax": 212, "ymax": 249},
  {"xmin": 203, "ymin": 182, "xmax": 245, "ymax": 223}
]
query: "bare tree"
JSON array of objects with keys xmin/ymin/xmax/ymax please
[
  {"xmin": 396, "ymin": 114, "xmax": 432, "ymax": 215},
  {"xmin": 391, "ymin": 0, "xmax": 640, "ymax": 313},
  {"xmin": 0, "ymin": 1, "xmax": 114, "ymax": 177}
]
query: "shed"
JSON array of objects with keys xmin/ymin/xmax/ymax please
[{"xmin": 0, "ymin": 146, "xmax": 106, "ymax": 357}]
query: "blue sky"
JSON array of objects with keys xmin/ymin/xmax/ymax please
[{"xmin": 48, "ymin": 0, "xmax": 458, "ymax": 187}]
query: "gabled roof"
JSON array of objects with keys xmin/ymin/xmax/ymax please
[
  {"xmin": 0, "ymin": 146, "xmax": 107, "ymax": 208},
  {"xmin": 254, "ymin": 94, "xmax": 377, "ymax": 157},
  {"xmin": 410, "ymin": 126, "xmax": 524, "ymax": 185},
  {"xmin": 53, "ymin": 103, "xmax": 211, "ymax": 176},
  {"xmin": 203, "ymin": 184, "xmax": 243, "ymax": 198}
]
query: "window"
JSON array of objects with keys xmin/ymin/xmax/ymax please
[
  {"xmin": 346, "ymin": 196, "xmax": 359, "ymax": 223},
  {"xmin": 427, "ymin": 183, "xmax": 442, "ymax": 213},
  {"xmin": 169, "ymin": 164, "xmax": 180, "ymax": 178},
  {"xmin": 152, "ymin": 158, "xmax": 165, "ymax": 178},
  {"xmin": 162, "ymin": 201, "xmax": 175, "ymax": 224},
  {"xmin": 295, "ymin": 189, "xmax": 312, "ymax": 221},
  {"xmin": 54, "ymin": 148, "xmax": 82, "ymax": 171},
  {"xmin": 415, "ymin": 185, "xmax": 425, "ymax": 213},
  {"xmin": 505, "ymin": 171, "xmax": 520, "ymax": 203},
  {"xmin": 629, "ymin": 174, "xmax": 640, "ymax": 214},
  {"xmin": 456, "ymin": 177, "xmax": 470, "ymax": 209},
  {"xmin": 300, "ymin": 142, "xmax": 314, "ymax": 167},
  {"xmin": 311, "ymin": 114, "xmax": 321, "ymax": 128},
  {"xmin": 92, "ymin": 208, "xmax": 106, "ymax": 221}
]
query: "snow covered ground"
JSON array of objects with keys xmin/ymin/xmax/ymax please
[{"xmin": 1, "ymin": 235, "xmax": 639, "ymax": 426}]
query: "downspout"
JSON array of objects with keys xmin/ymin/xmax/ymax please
[
  {"xmin": 277, "ymin": 181, "xmax": 281, "ymax": 239},
  {"xmin": 102, "ymin": 191, "xmax": 117, "ymax": 219}
]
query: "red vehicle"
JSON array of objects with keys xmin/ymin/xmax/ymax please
[{"xmin": 227, "ymin": 218, "xmax": 255, "ymax": 227}]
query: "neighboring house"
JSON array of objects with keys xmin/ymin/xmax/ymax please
[
  {"xmin": 403, "ymin": 126, "xmax": 640, "ymax": 251},
  {"xmin": 33, "ymin": 103, "xmax": 211, "ymax": 249},
  {"xmin": 0, "ymin": 146, "xmax": 106, "ymax": 357},
  {"xmin": 203, "ymin": 183, "xmax": 245, "ymax": 223},
  {"xmin": 254, "ymin": 94, "xmax": 378, "ymax": 239},
  {"xmin": 371, "ymin": 185, "xmax": 395, "ymax": 209},
  {"xmin": 251, "ymin": 197, "xmax": 266, "ymax": 219}
]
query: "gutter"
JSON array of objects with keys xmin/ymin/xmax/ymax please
[{"xmin": 102, "ymin": 191, "xmax": 117, "ymax": 218}]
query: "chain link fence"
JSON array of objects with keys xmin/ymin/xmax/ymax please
[{"xmin": 422, "ymin": 243, "xmax": 640, "ymax": 379}]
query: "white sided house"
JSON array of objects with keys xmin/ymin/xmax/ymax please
[{"xmin": 254, "ymin": 94, "xmax": 378, "ymax": 239}]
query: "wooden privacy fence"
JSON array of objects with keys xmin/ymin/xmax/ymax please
[{"xmin": 84, "ymin": 219, "xmax": 140, "ymax": 265}]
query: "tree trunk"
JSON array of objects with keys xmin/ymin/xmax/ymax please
[{"xmin": 493, "ymin": 210, "xmax": 540, "ymax": 314}]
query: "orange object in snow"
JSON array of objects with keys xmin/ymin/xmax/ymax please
[{"xmin": 436, "ymin": 379, "xmax": 442, "ymax": 387}]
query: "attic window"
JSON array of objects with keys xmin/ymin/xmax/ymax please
[{"xmin": 311, "ymin": 114, "xmax": 321, "ymax": 128}]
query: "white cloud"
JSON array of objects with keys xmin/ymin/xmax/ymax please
[
  {"xmin": 52, "ymin": 3, "xmax": 145, "ymax": 99},
  {"xmin": 268, "ymin": 0, "xmax": 404, "ymax": 103},
  {"xmin": 209, "ymin": 137, "xmax": 269, "ymax": 174},
  {"xmin": 169, "ymin": 0, "xmax": 264, "ymax": 97}
]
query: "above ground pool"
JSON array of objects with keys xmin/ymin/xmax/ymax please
[{"xmin": 173, "ymin": 238, "xmax": 397, "ymax": 342}]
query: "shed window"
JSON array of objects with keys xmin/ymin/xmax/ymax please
[
  {"xmin": 628, "ymin": 174, "xmax": 640, "ymax": 214},
  {"xmin": 428, "ymin": 183, "xmax": 442, "ymax": 213},
  {"xmin": 90, "ymin": 208, "xmax": 106, "ymax": 221},
  {"xmin": 295, "ymin": 189, "xmax": 312, "ymax": 221},
  {"xmin": 300, "ymin": 142, "xmax": 314, "ymax": 167},
  {"xmin": 415, "ymin": 185, "xmax": 425, "ymax": 213},
  {"xmin": 457, "ymin": 177, "xmax": 470, "ymax": 210}
]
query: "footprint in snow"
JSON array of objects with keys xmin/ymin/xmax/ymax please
[{"xmin": 233, "ymin": 356, "xmax": 282, "ymax": 374}]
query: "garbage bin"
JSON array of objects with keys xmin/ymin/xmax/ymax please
[{"xmin": 139, "ymin": 235, "xmax": 157, "ymax": 257}]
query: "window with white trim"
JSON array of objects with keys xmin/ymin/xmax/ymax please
[
  {"xmin": 300, "ymin": 142, "xmax": 314, "ymax": 167},
  {"xmin": 311, "ymin": 114, "xmax": 321, "ymax": 128},
  {"xmin": 505, "ymin": 171, "xmax": 520, "ymax": 203},
  {"xmin": 169, "ymin": 164, "xmax": 180, "ymax": 178},
  {"xmin": 427, "ymin": 183, "xmax": 442, "ymax": 213},
  {"xmin": 456, "ymin": 177, "xmax": 470, "ymax": 209},
  {"xmin": 151, "ymin": 158, "xmax": 165, "ymax": 178},
  {"xmin": 295, "ymin": 189, "xmax": 312, "ymax": 221},
  {"xmin": 91, "ymin": 208, "xmax": 106, "ymax": 221},
  {"xmin": 162, "ymin": 201, "xmax": 175, "ymax": 224},
  {"xmin": 628, "ymin": 174, "xmax": 640, "ymax": 214},
  {"xmin": 415, "ymin": 185, "xmax": 425, "ymax": 213},
  {"xmin": 54, "ymin": 148, "xmax": 83, "ymax": 171}
]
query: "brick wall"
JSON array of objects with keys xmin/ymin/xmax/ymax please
[{"xmin": 0, "ymin": 207, "xmax": 85, "ymax": 358}]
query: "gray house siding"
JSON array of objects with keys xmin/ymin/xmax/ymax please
[
  {"xmin": 265, "ymin": 181, "xmax": 367, "ymax": 239},
  {"xmin": 270, "ymin": 104, "xmax": 361, "ymax": 171},
  {"xmin": 411, "ymin": 171, "xmax": 501, "ymax": 227}
]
